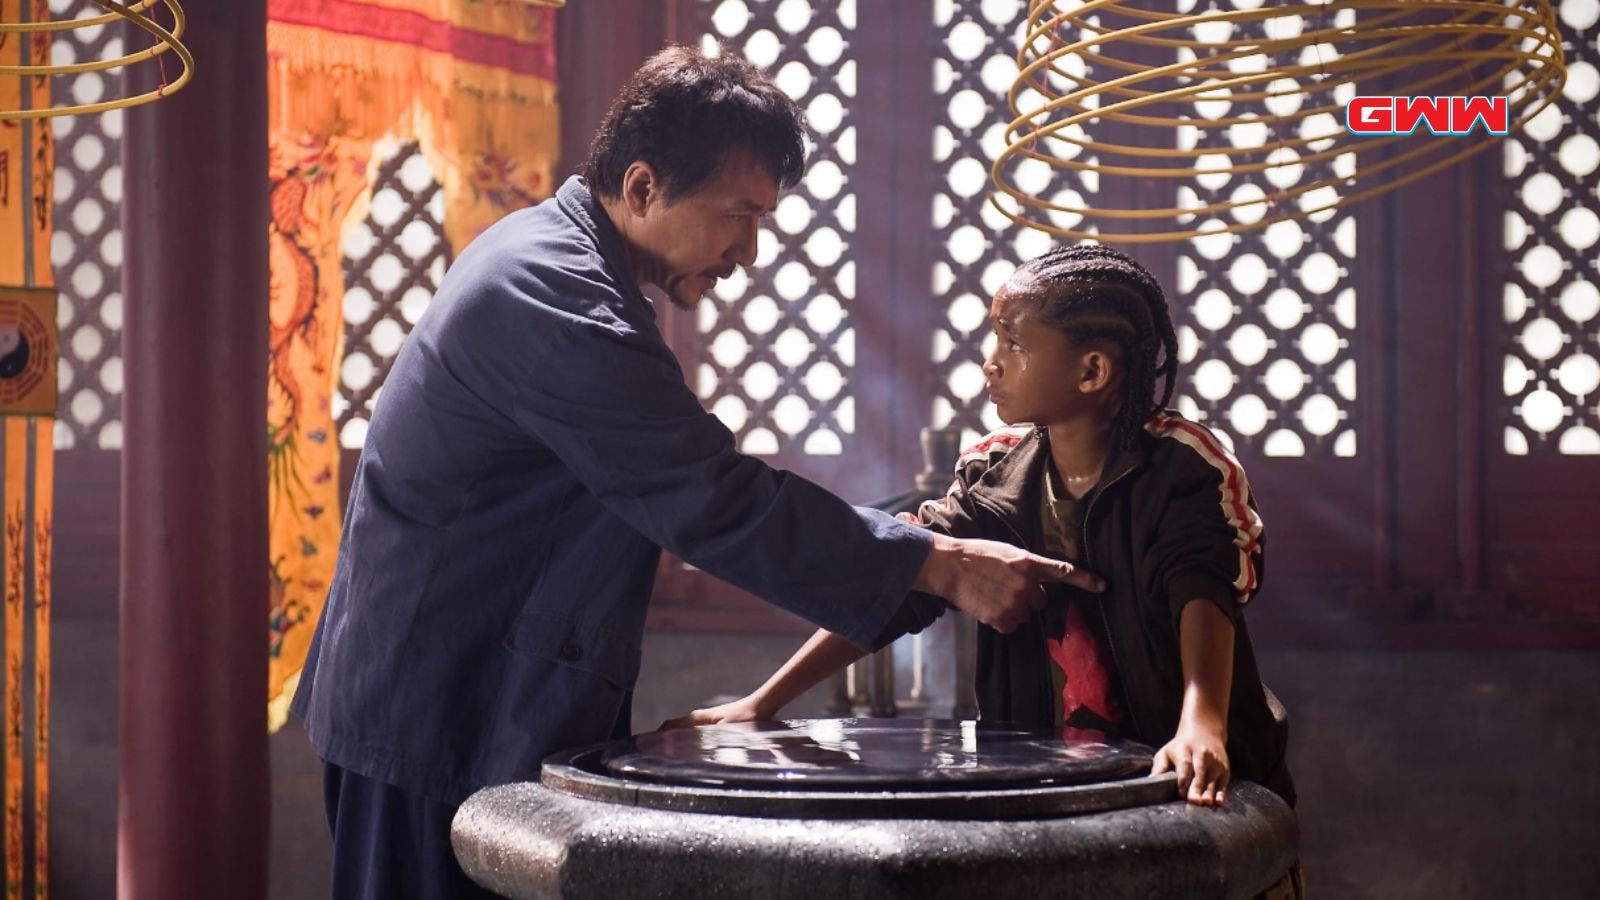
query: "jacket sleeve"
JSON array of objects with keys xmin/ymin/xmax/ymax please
[
  {"xmin": 487, "ymin": 295, "xmax": 931, "ymax": 652},
  {"xmin": 865, "ymin": 451, "xmax": 998, "ymax": 650},
  {"xmin": 1148, "ymin": 434, "xmax": 1267, "ymax": 631}
]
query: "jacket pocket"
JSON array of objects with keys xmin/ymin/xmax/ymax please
[{"xmin": 501, "ymin": 609, "xmax": 642, "ymax": 689}]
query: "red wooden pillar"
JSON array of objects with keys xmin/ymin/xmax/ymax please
[{"xmin": 118, "ymin": 1, "xmax": 270, "ymax": 898}]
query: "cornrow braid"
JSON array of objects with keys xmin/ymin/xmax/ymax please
[{"xmin": 1011, "ymin": 243, "xmax": 1179, "ymax": 450}]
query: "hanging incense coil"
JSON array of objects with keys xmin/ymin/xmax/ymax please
[
  {"xmin": 1, "ymin": 0, "xmax": 192, "ymax": 120},
  {"xmin": 991, "ymin": 0, "xmax": 1568, "ymax": 243}
]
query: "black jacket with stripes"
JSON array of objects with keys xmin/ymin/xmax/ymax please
[{"xmin": 873, "ymin": 413, "xmax": 1295, "ymax": 805}]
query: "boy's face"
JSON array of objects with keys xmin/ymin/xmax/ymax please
[{"xmin": 983, "ymin": 285, "xmax": 1109, "ymax": 426}]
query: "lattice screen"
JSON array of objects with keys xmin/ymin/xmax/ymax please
[
  {"xmin": 1171, "ymin": 1, "xmax": 1359, "ymax": 458},
  {"xmin": 335, "ymin": 141, "xmax": 449, "ymax": 449},
  {"xmin": 691, "ymin": 0, "xmax": 859, "ymax": 456},
  {"xmin": 50, "ymin": 0, "xmax": 125, "ymax": 450},
  {"xmin": 931, "ymin": 0, "xmax": 1098, "ymax": 447},
  {"xmin": 1501, "ymin": 0, "xmax": 1600, "ymax": 455}
]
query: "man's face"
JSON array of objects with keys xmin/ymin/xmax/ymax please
[{"xmin": 626, "ymin": 154, "xmax": 779, "ymax": 309}]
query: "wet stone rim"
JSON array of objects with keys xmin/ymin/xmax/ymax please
[{"xmin": 541, "ymin": 744, "xmax": 1180, "ymax": 821}]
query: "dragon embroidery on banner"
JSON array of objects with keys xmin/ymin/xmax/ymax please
[{"xmin": 266, "ymin": 134, "xmax": 370, "ymax": 700}]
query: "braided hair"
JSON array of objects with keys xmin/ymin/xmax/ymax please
[{"xmin": 1008, "ymin": 244, "xmax": 1179, "ymax": 450}]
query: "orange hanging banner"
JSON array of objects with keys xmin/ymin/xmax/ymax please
[
  {"xmin": 0, "ymin": 2, "xmax": 55, "ymax": 896},
  {"xmin": 266, "ymin": 0, "xmax": 560, "ymax": 731}
]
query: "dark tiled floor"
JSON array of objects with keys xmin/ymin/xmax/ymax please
[
  {"xmin": 49, "ymin": 618, "xmax": 1600, "ymax": 899},
  {"xmin": 1263, "ymin": 649, "xmax": 1600, "ymax": 898}
]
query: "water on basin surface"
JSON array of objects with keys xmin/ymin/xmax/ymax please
[{"xmin": 600, "ymin": 719, "xmax": 1153, "ymax": 791}]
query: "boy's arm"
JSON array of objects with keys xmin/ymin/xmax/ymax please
[
  {"xmin": 661, "ymin": 532, "xmax": 1109, "ymax": 730},
  {"xmin": 661, "ymin": 431, "xmax": 1106, "ymax": 731},
  {"xmin": 1145, "ymin": 418, "xmax": 1265, "ymax": 806},
  {"xmin": 1147, "ymin": 419, "xmax": 1266, "ymax": 631},
  {"xmin": 1151, "ymin": 598, "xmax": 1235, "ymax": 807},
  {"xmin": 659, "ymin": 628, "xmax": 866, "ymax": 729}
]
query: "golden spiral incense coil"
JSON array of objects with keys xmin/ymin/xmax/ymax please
[
  {"xmin": 1, "ymin": 0, "xmax": 193, "ymax": 120},
  {"xmin": 991, "ymin": 0, "xmax": 1568, "ymax": 243}
]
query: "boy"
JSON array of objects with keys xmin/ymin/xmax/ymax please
[{"xmin": 667, "ymin": 244, "xmax": 1295, "ymax": 811}]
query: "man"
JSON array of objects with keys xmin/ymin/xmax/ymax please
[{"xmin": 292, "ymin": 46, "xmax": 1102, "ymax": 899}]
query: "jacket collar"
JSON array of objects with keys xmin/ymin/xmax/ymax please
[
  {"xmin": 968, "ymin": 425, "xmax": 1149, "ymax": 533},
  {"xmin": 555, "ymin": 176, "xmax": 658, "ymax": 320}
]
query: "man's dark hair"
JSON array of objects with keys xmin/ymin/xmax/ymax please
[
  {"xmin": 1012, "ymin": 243, "xmax": 1179, "ymax": 450},
  {"xmin": 586, "ymin": 46, "xmax": 808, "ymax": 201}
]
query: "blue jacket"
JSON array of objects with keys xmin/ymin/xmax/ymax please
[{"xmin": 292, "ymin": 177, "xmax": 931, "ymax": 803}]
